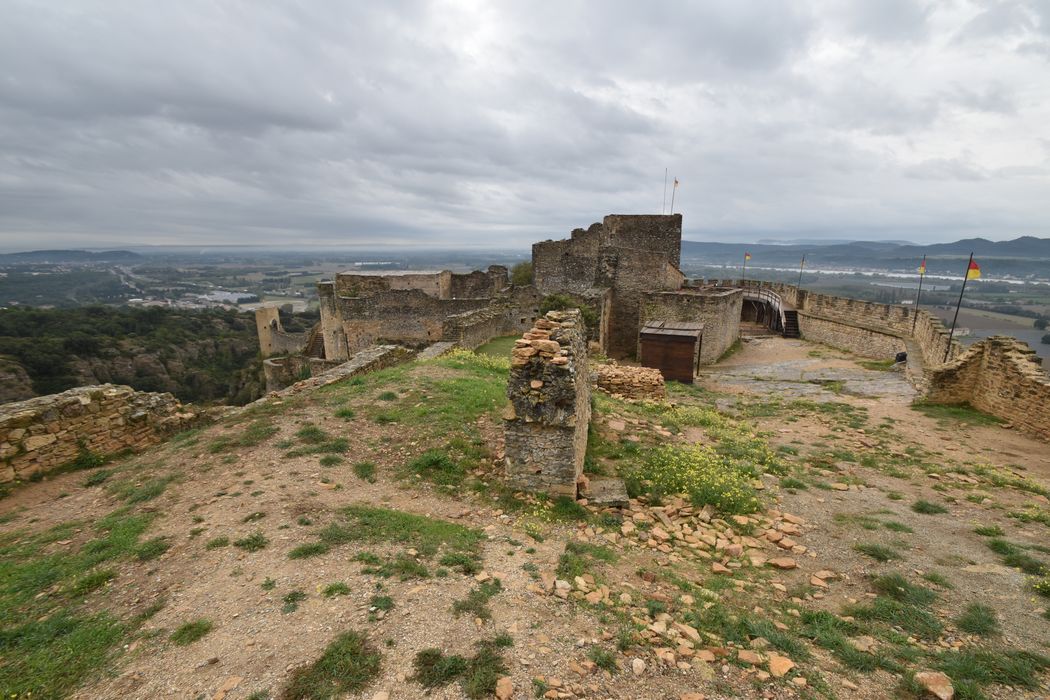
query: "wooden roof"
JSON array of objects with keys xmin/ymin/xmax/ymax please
[{"xmin": 640, "ymin": 320, "xmax": 703, "ymax": 339}]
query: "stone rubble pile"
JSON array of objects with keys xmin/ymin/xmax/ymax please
[{"xmin": 593, "ymin": 363, "xmax": 666, "ymax": 400}]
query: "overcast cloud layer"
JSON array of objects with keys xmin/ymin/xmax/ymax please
[{"xmin": 1, "ymin": 0, "xmax": 1049, "ymax": 249}]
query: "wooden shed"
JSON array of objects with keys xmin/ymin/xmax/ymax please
[{"xmin": 639, "ymin": 321, "xmax": 702, "ymax": 383}]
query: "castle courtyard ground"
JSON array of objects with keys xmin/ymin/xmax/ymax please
[{"xmin": 1, "ymin": 340, "xmax": 1048, "ymax": 700}]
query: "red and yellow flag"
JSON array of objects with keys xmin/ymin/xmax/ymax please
[
  {"xmin": 744, "ymin": 252, "xmax": 751, "ymax": 261},
  {"xmin": 966, "ymin": 259, "xmax": 981, "ymax": 280},
  {"xmin": 918, "ymin": 258, "xmax": 926, "ymax": 275}
]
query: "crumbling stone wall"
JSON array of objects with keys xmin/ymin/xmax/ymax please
[
  {"xmin": 504, "ymin": 310, "xmax": 590, "ymax": 496},
  {"xmin": 532, "ymin": 214, "xmax": 684, "ymax": 358},
  {"xmin": 593, "ymin": 363, "xmax": 666, "ymax": 400},
  {"xmin": 254, "ymin": 307, "xmax": 309, "ymax": 358},
  {"xmin": 926, "ymin": 336, "xmax": 1050, "ymax": 442},
  {"xmin": 640, "ymin": 287, "xmax": 744, "ymax": 364},
  {"xmin": 262, "ymin": 355, "xmax": 343, "ymax": 392},
  {"xmin": 0, "ymin": 385, "xmax": 203, "ymax": 483}
]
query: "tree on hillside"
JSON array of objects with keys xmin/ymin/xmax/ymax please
[
  {"xmin": 510, "ymin": 261, "xmax": 533, "ymax": 286},
  {"xmin": 1035, "ymin": 318, "xmax": 1048, "ymax": 330},
  {"xmin": 1042, "ymin": 333, "xmax": 1050, "ymax": 345}
]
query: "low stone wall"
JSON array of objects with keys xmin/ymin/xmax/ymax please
[
  {"xmin": 254, "ymin": 344, "xmax": 413, "ymax": 400},
  {"xmin": 593, "ymin": 363, "xmax": 666, "ymax": 400},
  {"xmin": 262, "ymin": 355, "xmax": 343, "ymax": 392},
  {"xmin": 504, "ymin": 310, "xmax": 590, "ymax": 496},
  {"xmin": 797, "ymin": 313, "xmax": 907, "ymax": 359},
  {"xmin": 926, "ymin": 336, "xmax": 1050, "ymax": 442},
  {"xmin": 1, "ymin": 385, "xmax": 202, "ymax": 483}
]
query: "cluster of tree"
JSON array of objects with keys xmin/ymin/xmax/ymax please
[
  {"xmin": 0, "ymin": 306, "xmax": 266, "ymax": 403},
  {"xmin": 1042, "ymin": 333, "xmax": 1050, "ymax": 345}
]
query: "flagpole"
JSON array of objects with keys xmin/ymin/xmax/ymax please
[
  {"xmin": 797, "ymin": 255, "xmax": 806, "ymax": 290},
  {"xmin": 912, "ymin": 254, "xmax": 926, "ymax": 335},
  {"xmin": 662, "ymin": 168, "xmax": 668, "ymax": 215},
  {"xmin": 944, "ymin": 252, "xmax": 973, "ymax": 363},
  {"xmin": 742, "ymin": 254, "xmax": 747, "ymax": 283},
  {"xmin": 669, "ymin": 178, "xmax": 677, "ymax": 214}
]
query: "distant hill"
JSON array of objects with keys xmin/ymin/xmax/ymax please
[
  {"xmin": 0, "ymin": 249, "xmax": 142, "ymax": 263},
  {"xmin": 680, "ymin": 236, "xmax": 1050, "ymax": 276}
]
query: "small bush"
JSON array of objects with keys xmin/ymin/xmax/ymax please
[
  {"xmin": 83, "ymin": 468, "xmax": 114, "ymax": 487},
  {"xmin": 974, "ymin": 524, "xmax": 1004, "ymax": 537},
  {"xmin": 587, "ymin": 646, "xmax": 618, "ymax": 672},
  {"xmin": 353, "ymin": 462, "xmax": 377, "ymax": 483},
  {"xmin": 205, "ymin": 536, "xmax": 230, "ymax": 550},
  {"xmin": 407, "ymin": 450, "xmax": 465, "ymax": 486},
  {"xmin": 319, "ymin": 455, "xmax": 343, "ymax": 467},
  {"xmin": 323, "ymin": 582, "xmax": 350, "ymax": 597},
  {"xmin": 413, "ymin": 648, "xmax": 468, "ymax": 689},
  {"xmin": 622, "ymin": 444, "xmax": 760, "ymax": 515},
  {"xmin": 282, "ymin": 590, "xmax": 307, "ymax": 614},
  {"xmin": 170, "ymin": 618, "xmax": 213, "ymax": 645},
  {"xmin": 289, "ymin": 542, "xmax": 330, "ymax": 559},
  {"xmin": 335, "ymin": 407, "xmax": 356, "ymax": 420}
]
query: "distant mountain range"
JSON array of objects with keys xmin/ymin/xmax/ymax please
[
  {"xmin": 681, "ymin": 236, "xmax": 1050, "ymax": 277},
  {"xmin": 0, "ymin": 250, "xmax": 142, "ymax": 263}
]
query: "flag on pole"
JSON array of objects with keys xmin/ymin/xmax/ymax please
[
  {"xmin": 744, "ymin": 252, "xmax": 751, "ymax": 261},
  {"xmin": 966, "ymin": 259, "xmax": 981, "ymax": 280},
  {"xmin": 918, "ymin": 258, "xmax": 926, "ymax": 275},
  {"xmin": 673, "ymin": 178, "xmax": 679, "ymax": 189}
]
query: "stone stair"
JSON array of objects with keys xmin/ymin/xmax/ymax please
[{"xmin": 782, "ymin": 310, "xmax": 800, "ymax": 338}]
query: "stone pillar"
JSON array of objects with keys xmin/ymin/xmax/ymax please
[
  {"xmin": 254, "ymin": 306, "xmax": 282, "ymax": 358},
  {"xmin": 504, "ymin": 309, "xmax": 590, "ymax": 496},
  {"xmin": 317, "ymin": 281, "xmax": 349, "ymax": 361}
]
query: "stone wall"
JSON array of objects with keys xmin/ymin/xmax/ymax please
[
  {"xmin": 926, "ymin": 336, "xmax": 1050, "ymax": 442},
  {"xmin": 333, "ymin": 290, "xmax": 489, "ymax": 355},
  {"xmin": 593, "ymin": 363, "xmax": 666, "ymax": 400},
  {"xmin": 797, "ymin": 313, "xmax": 907, "ymax": 359},
  {"xmin": 254, "ymin": 345, "xmax": 413, "ymax": 401},
  {"xmin": 262, "ymin": 355, "xmax": 343, "ymax": 392},
  {"xmin": 504, "ymin": 310, "xmax": 590, "ymax": 496},
  {"xmin": 442, "ymin": 286, "xmax": 544, "ymax": 350},
  {"xmin": 254, "ymin": 306, "xmax": 309, "ymax": 358},
  {"xmin": 532, "ymin": 214, "xmax": 684, "ymax": 358},
  {"xmin": 640, "ymin": 288, "xmax": 744, "ymax": 364},
  {"xmin": 718, "ymin": 280, "xmax": 961, "ymax": 368},
  {"xmin": 0, "ymin": 385, "xmax": 203, "ymax": 483}
]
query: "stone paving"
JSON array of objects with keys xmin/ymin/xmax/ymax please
[{"xmin": 700, "ymin": 344, "xmax": 917, "ymax": 403}]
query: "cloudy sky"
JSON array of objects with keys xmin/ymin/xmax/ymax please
[{"xmin": 1, "ymin": 1, "xmax": 1049, "ymax": 250}]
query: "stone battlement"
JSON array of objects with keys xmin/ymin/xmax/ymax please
[{"xmin": 0, "ymin": 385, "xmax": 204, "ymax": 483}]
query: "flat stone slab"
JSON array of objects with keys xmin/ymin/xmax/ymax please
[
  {"xmin": 703, "ymin": 358, "xmax": 916, "ymax": 402},
  {"xmin": 584, "ymin": 477, "xmax": 629, "ymax": 506}
]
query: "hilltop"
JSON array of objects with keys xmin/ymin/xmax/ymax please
[{"xmin": 1, "ymin": 341, "xmax": 1048, "ymax": 699}]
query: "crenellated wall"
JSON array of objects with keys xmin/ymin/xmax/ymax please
[
  {"xmin": 504, "ymin": 310, "xmax": 590, "ymax": 496},
  {"xmin": 925, "ymin": 336, "xmax": 1050, "ymax": 442},
  {"xmin": 0, "ymin": 385, "xmax": 204, "ymax": 483}
]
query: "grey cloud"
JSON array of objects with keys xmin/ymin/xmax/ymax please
[{"xmin": 0, "ymin": 0, "xmax": 1048, "ymax": 250}]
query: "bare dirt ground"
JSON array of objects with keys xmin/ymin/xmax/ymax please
[{"xmin": 2, "ymin": 343, "xmax": 1049, "ymax": 700}]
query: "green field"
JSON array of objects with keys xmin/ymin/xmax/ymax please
[{"xmin": 475, "ymin": 335, "xmax": 518, "ymax": 359}]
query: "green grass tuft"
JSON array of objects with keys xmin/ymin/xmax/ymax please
[
  {"xmin": 911, "ymin": 499, "xmax": 948, "ymax": 515},
  {"xmin": 233, "ymin": 532, "xmax": 269, "ymax": 552},
  {"xmin": 170, "ymin": 618, "xmax": 213, "ymax": 645},
  {"xmin": 288, "ymin": 542, "xmax": 330, "ymax": 559},
  {"xmin": 853, "ymin": 542, "xmax": 901, "ymax": 562},
  {"xmin": 281, "ymin": 631, "xmax": 381, "ymax": 699},
  {"xmin": 955, "ymin": 603, "xmax": 999, "ymax": 636}
]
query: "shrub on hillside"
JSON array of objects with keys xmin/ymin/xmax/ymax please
[{"xmin": 622, "ymin": 444, "xmax": 760, "ymax": 515}]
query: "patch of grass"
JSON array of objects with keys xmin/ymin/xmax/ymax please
[
  {"xmin": 413, "ymin": 648, "xmax": 469, "ymax": 689},
  {"xmin": 233, "ymin": 532, "xmax": 269, "ymax": 552},
  {"xmin": 335, "ymin": 407, "xmax": 356, "ymax": 420},
  {"xmin": 859, "ymin": 359, "xmax": 896, "ymax": 371},
  {"xmin": 323, "ymin": 582, "xmax": 350, "ymax": 597},
  {"xmin": 439, "ymin": 552, "xmax": 482, "ymax": 575},
  {"xmin": 556, "ymin": 541, "xmax": 617, "ymax": 580},
  {"xmin": 205, "ymin": 536, "xmax": 229, "ymax": 550},
  {"xmin": 974, "ymin": 524, "xmax": 1004, "ymax": 537},
  {"xmin": 911, "ymin": 499, "xmax": 948, "ymax": 515},
  {"xmin": 587, "ymin": 646, "xmax": 617, "ymax": 673},
  {"xmin": 135, "ymin": 536, "xmax": 170, "ymax": 561},
  {"xmin": 780, "ymin": 476, "xmax": 808, "ymax": 491},
  {"xmin": 296, "ymin": 424, "xmax": 328, "ymax": 443},
  {"xmin": 871, "ymin": 573, "xmax": 937, "ymax": 606},
  {"xmin": 883, "ymin": 520, "xmax": 913, "ymax": 533},
  {"xmin": 934, "ymin": 647, "xmax": 1050, "ymax": 691},
  {"xmin": 955, "ymin": 603, "xmax": 999, "ymax": 636},
  {"xmin": 412, "ymin": 637, "xmax": 511, "ymax": 699},
  {"xmin": 377, "ymin": 391, "xmax": 399, "ymax": 401},
  {"xmin": 406, "ymin": 450, "xmax": 466, "ymax": 487},
  {"xmin": 318, "ymin": 505, "xmax": 484, "ymax": 558},
  {"xmin": 452, "ymin": 580, "xmax": 502, "ymax": 620},
  {"xmin": 112, "ymin": 475, "xmax": 175, "ymax": 504},
  {"xmin": 68, "ymin": 567, "xmax": 117, "ymax": 596},
  {"xmin": 622, "ymin": 443, "xmax": 761, "ymax": 515},
  {"xmin": 550, "ymin": 495, "xmax": 589, "ymax": 521},
  {"xmin": 853, "ymin": 542, "xmax": 901, "ymax": 562},
  {"xmin": 282, "ymin": 590, "xmax": 307, "ymax": 613},
  {"xmin": 209, "ymin": 419, "xmax": 279, "ymax": 453},
  {"xmin": 353, "ymin": 462, "xmax": 377, "ymax": 483},
  {"xmin": 912, "ymin": 401, "xmax": 1003, "ymax": 426},
  {"xmin": 289, "ymin": 542, "xmax": 330, "ymax": 559},
  {"xmin": 261, "ymin": 577, "xmax": 277, "ymax": 591},
  {"xmin": 319, "ymin": 455, "xmax": 343, "ymax": 467},
  {"xmin": 922, "ymin": 571, "xmax": 954, "ymax": 589},
  {"xmin": 844, "ymin": 597, "xmax": 943, "ymax": 640},
  {"xmin": 361, "ymin": 554, "xmax": 430, "ymax": 580},
  {"xmin": 83, "ymin": 468, "xmax": 115, "ymax": 487},
  {"xmin": 281, "ymin": 630, "xmax": 381, "ymax": 699},
  {"xmin": 242, "ymin": 511, "xmax": 266, "ymax": 523},
  {"xmin": 369, "ymin": 595, "xmax": 394, "ymax": 611},
  {"xmin": 170, "ymin": 618, "xmax": 213, "ymax": 645}
]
